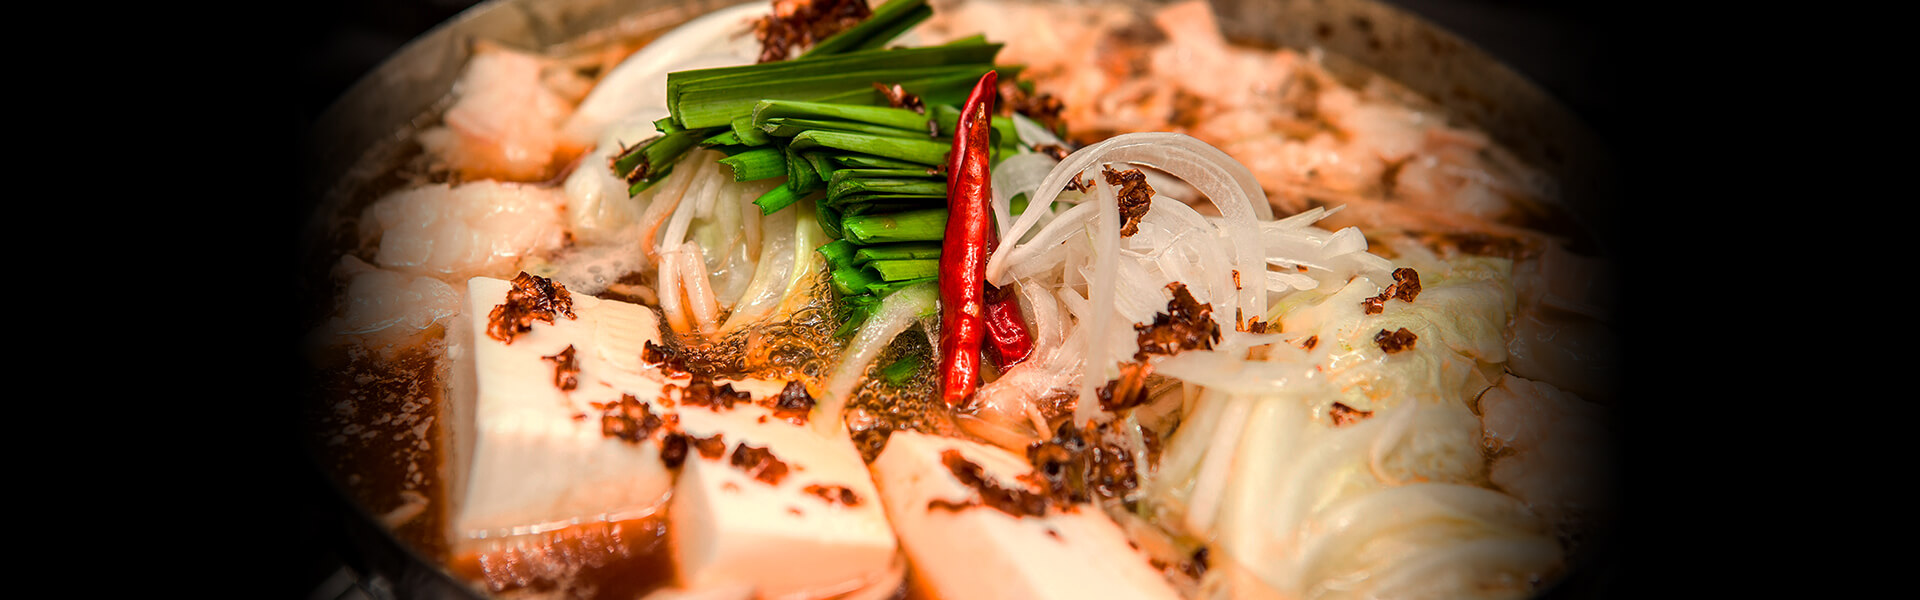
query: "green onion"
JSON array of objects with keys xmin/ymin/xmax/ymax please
[
  {"xmin": 836, "ymin": 294, "xmax": 878, "ymax": 338},
  {"xmin": 831, "ymin": 154, "xmax": 931, "ymax": 170},
  {"xmin": 816, "ymin": 203, "xmax": 847, "ymax": 239},
  {"xmin": 730, "ymin": 115, "xmax": 773, "ymax": 146},
  {"xmin": 785, "ymin": 143, "xmax": 824, "ymax": 194},
  {"xmin": 789, "ymin": 130, "xmax": 951, "ymax": 166},
  {"xmin": 852, "ymin": 241, "xmax": 942, "ymax": 265},
  {"xmin": 718, "ymin": 147, "xmax": 786, "ymax": 182},
  {"xmin": 841, "ymin": 208, "xmax": 947, "ymax": 244},
  {"xmin": 867, "ymin": 259, "xmax": 939, "ymax": 281},
  {"xmin": 627, "ymin": 163, "xmax": 675, "ymax": 196},
  {"xmin": 762, "ymin": 117, "xmax": 939, "ymax": 140},
  {"xmin": 802, "ymin": 151, "xmax": 836, "ymax": 181},
  {"xmin": 865, "ymin": 276, "xmax": 938, "ymax": 297},
  {"xmin": 702, "ymin": 129, "xmax": 743, "ymax": 146},
  {"xmin": 807, "ymin": 66, "xmax": 1023, "ymax": 111},
  {"xmin": 828, "ymin": 171, "xmax": 947, "ymax": 202},
  {"xmin": 666, "ymin": 43, "xmax": 1002, "ymax": 127},
  {"xmin": 817, "ymin": 239, "xmax": 860, "ymax": 269},
  {"xmin": 832, "ymin": 264, "xmax": 884, "ymax": 296},
  {"xmin": 611, "ymin": 127, "xmax": 715, "ymax": 190},
  {"xmin": 823, "ymin": 195, "xmax": 944, "ymax": 212},
  {"xmin": 753, "ymin": 183, "xmax": 806, "ymax": 215},
  {"xmin": 880, "ymin": 353, "xmax": 924, "ymax": 385},
  {"xmin": 753, "ymin": 100, "xmax": 934, "ymax": 133}
]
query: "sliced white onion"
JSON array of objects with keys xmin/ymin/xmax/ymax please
[
  {"xmin": 1076, "ymin": 172, "xmax": 1122, "ymax": 426},
  {"xmin": 997, "ymin": 200, "xmax": 1098, "ymax": 281},
  {"xmin": 1019, "ymin": 282, "xmax": 1064, "ymax": 355},
  {"xmin": 990, "ymin": 151, "xmax": 1061, "ymax": 240},
  {"xmin": 989, "ymin": 133, "xmax": 1271, "ymax": 324}
]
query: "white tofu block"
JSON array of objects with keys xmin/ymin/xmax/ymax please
[
  {"xmin": 870, "ymin": 431, "xmax": 1181, "ymax": 600},
  {"xmin": 451, "ymin": 275, "xmax": 683, "ymax": 537},
  {"xmin": 671, "ymin": 388, "xmax": 899, "ymax": 598}
]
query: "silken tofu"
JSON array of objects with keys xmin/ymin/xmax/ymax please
[
  {"xmin": 450, "ymin": 274, "xmax": 684, "ymax": 537},
  {"xmin": 670, "ymin": 381, "xmax": 899, "ymax": 599},
  {"xmin": 870, "ymin": 431, "xmax": 1181, "ymax": 600}
]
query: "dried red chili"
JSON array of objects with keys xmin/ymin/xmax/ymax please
[
  {"xmin": 938, "ymin": 70, "xmax": 998, "ymax": 407},
  {"xmin": 984, "ymin": 282, "xmax": 1034, "ymax": 368}
]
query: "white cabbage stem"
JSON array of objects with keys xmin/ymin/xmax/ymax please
[
  {"xmin": 679, "ymin": 241, "xmax": 722, "ymax": 336},
  {"xmin": 718, "ymin": 203, "xmax": 797, "ymax": 333}
]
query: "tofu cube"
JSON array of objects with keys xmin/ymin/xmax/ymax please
[
  {"xmin": 670, "ymin": 386, "xmax": 899, "ymax": 598},
  {"xmin": 870, "ymin": 431, "xmax": 1180, "ymax": 600},
  {"xmin": 450, "ymin": 275, "xmax": 682, "ymax": 537}
]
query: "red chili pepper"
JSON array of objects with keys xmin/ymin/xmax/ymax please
[
  {"xmin": 939, "ymin": 70, "xmax": 997, "ymax": 407},
  {"xmin": 983, "ymin": 282, "xmax": 1033, "ymax": 368}
]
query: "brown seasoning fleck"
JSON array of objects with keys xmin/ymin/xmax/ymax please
[
  {"xmin": 600, "ymin": 393, "xmax": 665, "ymax": 445},
  {"xmin": 1134, "ymin": 282, "xmax": 1221, "ymax": 361},
  {"xmin": 542, "ymin": 345, "xmax": 580, "ymax": 391},
  {"xmin": 693, "ymin": 434, "xmax": 728, "ymax": 460},
  {"xmin": 771, "ymin": 380, "xmax": 815, "ymax": 423},
  {"xmin": 937, "ymin": 449, "xmax": 1050, "ymax": 518},
  {"xmin": 1362, "ymin": 268, "xmax": 1421, "ymax": 315},
  {"xmin": 731, "ymin": 443, "xmax": 792, "ymax": 486},
  {"xmin": 641, "ymin": 340, "xmax": 691, "ymax": 377},
  {"xmin": 486, "ymin": 272, "xmax": 575, "ymax": 343},
  {"xmin": 802, "ymin": 484, "xmax": 862, "ymax": 506},
  {"xmin": 752, "ymin": 0, "xmax": 873, "ymax": 63},
  {"xmin": 1329, "ymin": 401, "xmax": 1374, "ymax": 427},
  {"xmin": 1102, "ymin": 165, "xmax": 1154, "ymax": 237},
  {"xmin": 873, "ymin": 82, "xmax": 926, "ymax": 114},
  {"xmin": 1374, "ymin": 327, "xmax": 1418, "ymax": 353},
  {"xmin": 998, "ymin": 80, "xmax": 1066, "ymax": 134}
]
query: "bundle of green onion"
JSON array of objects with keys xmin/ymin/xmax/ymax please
[{"xmin": 610, "ymin": 0, "xmax": 1047, "ymax": 336}]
